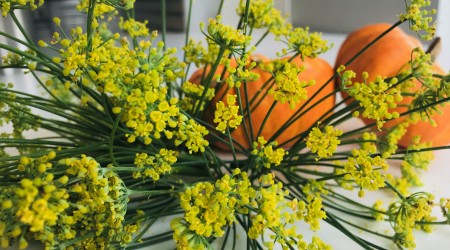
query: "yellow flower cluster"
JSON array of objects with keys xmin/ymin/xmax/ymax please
[
  {"xmin": 182, "ymin": 39, "xmax": 207, "ymax": 67},
  {"xmin": 0, "ymin": 88, "xmax": 41, "ymax": 154},
  {"xmin": 0, "ymin": 153, "xmax": 68, "ymax": 249},
  {"xmin": 59, "ymin": 155, "xmax": 130, "ymax": 248},
  {"xmin": 371, "ymin": 200, "xmax": 386, "ymax": 221},
  {"xmin": 279, "ymin": 27, "xmax": 331, "ymax": 58},
  {"xmin": 236, "ymin": 0, "xmax": 288, "ymax": 34},
  {"xmin": 302, "ymin": 180, "xmax": 329, "ymax": 202},
  {"xmin": 387, "ymin": 135, "xmax": 434, "ymax": 196},
  {"xmin": 405, "ymin": 49, "xmax": 446, "ymax": 125},
  {"xmin": 399, "ymin": 136, "xmax": 434, "ymax": 189},
  {"xmin": 360, "ymin": 132, "xmax": 378, "ymax": 154},
  {"xmin": 203, "ymin": 15, "xmax": 252, "ymax": 50},
  {"xmin": 398, "ymin": 0, "xmax": 436, "ymax": 40},
  {"xmin": 213, "ymin": 94, "xmax": 243, "ymax": 133},
  {"xmin": 248, "ymin": 175, "xmax": 302, "ymax": 248},
  {"xmin": 76, "ymin": 0, "xmax": 118, "ymax": 20},
  {"xmin": 389, "ymin": 192, "xmax": 436, "ymax": 249},
  {"xmin": 223, "ymin": 51, "xmax": 260, "ymax": 88},
  {"xmin": 254, "ymin": 174, "xmax": 327, "ymax": 248},
  {"xmin": 45, "ymin": 21, "xmax": 212, "ymax": 154},
  {"xmin": 380, "ymin": 122, "xmax": 410, "ymax": 158},
  {"xmin": 439, "ymin": 198, "xmax": 450, "ymax": 221},
  {"xmin": 180, "ymin": 81, "xmax": 215, "ymax": 112},
  {"xmin": 0, "ymin": 0, "xmax": 44, "ymax": 16},
  {"xmin": 0, "ymin": 152, "xmax": 131, "ymax": 249},
  {"xmin": 118, "ymin": 18, "xmax": 150, "ymax": 38},
  {"xmin": 172, "ymin": 170, "xmax": 253, "ymax": 248},
  {"xmin": 172, "ymin": 170, "xmax": 329, "ymax": 249},
  {"xmin": 122, "ymin": 88, "xmax": 179, "ymax": 144},
  {"xmin": 132, "ymin": 148, "xmax": 178, "ymax": 181},
  {"xmin": 175, "ymin": 117, "xmax": 210, "ymax": 154},
  {"xmin": 342, "ymin": 149, "xmax": 389, "ymax": 197},
  {"xmin": 345, "ymin": 72, "xmax": 402, "ymax": 129},
  {"xmin": 251, "ymin": 136, "xmax": 287, "ymax": 168},
  {"xmin": 267, "ymin": 60, "xmax": 313, "ymax": 109},
  {"xmin": 306, "ymin": 125, "xmax": 343, "ymax": 160}
]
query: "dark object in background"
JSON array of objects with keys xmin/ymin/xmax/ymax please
[{"xmin": 135, "ymin": 0, "xmax": 185, "ymax": 32}]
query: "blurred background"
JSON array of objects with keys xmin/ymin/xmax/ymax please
[{"xmin": 1, "ymin": 0, "xmax": 448, "ymax": 65}]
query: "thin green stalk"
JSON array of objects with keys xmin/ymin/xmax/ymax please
[
  {"xmin": 254, "ymin": 29, "xmax": 270, "ymax": 47},
  {"xmin": 29, "ymin": 70, "xmax": 64, "ymax": 103},
  {"xmin": 10, "ymin": 11, "xmax": 35, "ymax": 46},
  {"xmin": 0, "ymin": 43, "xmax": 60, "ymax": 72},
  {"xmin": 226, "ymin": 127, "xmax": 239, "ymax": 167},
  {"xmin": 193, "ymin": 46, "xmax": 226, "ymax": 115},
  {"xmin": 255, "ymin": 100, "xmax": 277, "ymax": 139},
  {"xmin": 217, "ymin": 0, "xmax": 225, "ymax": 15},
  {"xmin": 86, "ymin": 0, "xmax": 97, "ymax": 51},
  {"xmin": 236, "ymin": 84, "xmax": 253, "ymax": 150},
  {"xmin": 161, "ymin": 0, "xmax": 166, "ymax": 50},
  {"xmin": 385, "ymin": 181, "xmax": 405, "ymax": 199}
]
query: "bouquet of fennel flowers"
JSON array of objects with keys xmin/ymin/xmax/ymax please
[{"xmin": 0, "ymin": 0, "xmax": 449, "ymax": 249}]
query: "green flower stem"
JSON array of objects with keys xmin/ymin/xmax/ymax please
[
  {"xmin": 193, "ymin": 117, "xmax": 248, "ymax": 154},
  {"xmin": 286, "ymin": 100, "xmax": 359, "ymax": 154},
  {"xmin": 286, "ymin": 161, "xmax": 344, "ymax": 169},
  {"xmin": 400, "ymin": 95, "xmax": 450, "ymax": 117},
  {"xmin": 325, "ymin": 212, "xmax": 378, "ymax": 250},
  {"xmin": 275, "ymin": 89, "xmax": 342, "ymax": 148},
  {"xmin": 4, "ymin": 87, "xmax": 103, "ymax": 118},
  {"xmin": 255, "ymin": 100, "xmax": 277, "ymax": 140},
  {"xmin": 242, "ymin": 0, "xmax": 251, "ymax": 35},
  {"xmin": 226, "ymin": 127, "xmax": 239, "ymax": 167},
  {"xmin": 325, "ymin": 190, "xmax": 387, "ymax": 216},
  {"xmin": 109, "ymin": 105, "xmax": 124, "ymax": 167},
  {"xmin": 394, "ymin": 145, "xmax": 450, "ymax": 155},
  {"xmin": 125, "ymin": 232, "xmax": 175, "ymax": 250},
  {"xmin": 280, "ymin": 21, "xmax": 406, "ymax": 149},
  {"xmin": 332, "ymin": 215, "xmax": 393, "ymax": 240},
  {"xmin": 206, "ymin": 146, "xmax": 228, "ymax": 175},
  {"xmin": 415, "ymin": 220, "xmax": 450, "ymax": 225},
  {"xmin": 85, "ymin": 0, "xmax": 97, "ymax": 51},
  {"xmin": 0, "ymin": 138, "xmax": 76, "ymax": 147},
  {"xmin": 385, "ymin": 181, "xmax": 405, "ymax": 200},
  {"xmin": 1, "ymin": 91, "xmax": 112, "ymax": 131},
  {"xmin": 184, "ymin": 0, "xmax": 193, "ymax": 50},
  {"xmin": 0, "ymin": 65, "xmax": 53, "ymax": 75},
  {"xmin": 161, "ymin": 0, "xmax": 166, "ymax": 50},
  {"xmin": 0, "ymin": 43, "xmax": 60, "ymax": 72},
  {"xmin": 254, "ymin": 29, "xmax": 270, "ymax": 47},
  {"xmin": 245, "ymin": 51, "xmax": 299, "ymax": 114},
  {"xmin": 217, "ymin": 0, "xmax": 225, "ymax": 16},
  {"xmin": 232, "ymin": 222, "xmax": 237, "ymax": 250},
  {"xmin": 59, "ymin": 232, "xmax": 96, "ymax": 249},
  {"xmin": 194, "ymin": 46, "xmax": 226, "ymax": 116},
  {"xmin": 236, "ymin": 83, "xmax": 254, "ymax": 150},
  {"xmin": 29, "ymin": 70, "xmax": 64, "ymax": 103},
  {"xmin": 0, "ymin": 31, "xmax": 56, "ymax": 66},
  {"xmin": 247, "ymin": 76, "xmax": 276, "ymax": 113},
  {"xmin": 275, "ymin": 77, "xmax": 337, "ymax": 141},
  {"xmin": 127, "ymin": 189, "xmax": 177, "ymax": 196},
  {"xmin": 221, "ymin": 226, "xmax": 231, "ymax": 250},
  {"xmin": 342, "ymin": 20, "xmax": 404, "ymax": 69},
  {"xmin": 9, "ymin": 11, "xmax": 35, "ymax": 47},
  {"xmin": 132, "ymin": 230, "xmax": 184, "ymax": 249}
]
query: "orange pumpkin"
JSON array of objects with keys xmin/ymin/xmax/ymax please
[
  {"xmin": 189, "ymin": 54, "xmax": 336, "ymax": 150},
  {"xmin": 335, "ymin": 23, "xmax": 450, "ymax": 147}
]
